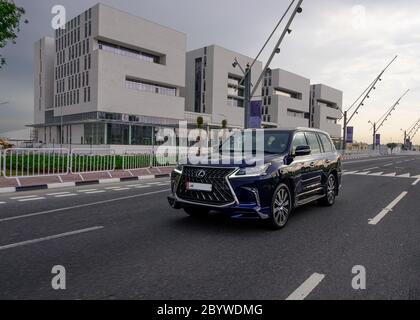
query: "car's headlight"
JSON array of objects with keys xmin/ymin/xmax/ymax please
[
  {"xmin": 174, "ymin": 163, "xmax": 184, "ymax": 174},
  {"xmin": 232, "ymin": 163, "xmax": 271, "ymax": 178}
]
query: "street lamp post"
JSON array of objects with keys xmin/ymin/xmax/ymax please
[{"xmin": 341, "ymin": 55, "xmax": 397, "ymax": 150}]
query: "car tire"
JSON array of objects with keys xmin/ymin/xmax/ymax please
[
  {"xmin": 319, "ymin": 173, "xmax": 337, "ymax": 207},
  {"xmin": 267, "ymin": 183, "xmax": 292, "ymax": 230},
  {"xmin": 184, "ymin": 207, "xmax": 209, "ymax": 218}
]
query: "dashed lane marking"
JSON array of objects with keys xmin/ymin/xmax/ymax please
[
  {"xmin": 413, "ymin": 179, "xmax": 420, "ymax": 186},
  {"xmin": 18, "ymin": 197, "xmax": 46, "ymax": 202},
  {"xmin": 368, "ymin": 191, "xmax": 408, "ymax": 225},
  {"xmin": 54, "ymin": 193, "xmax": 78, "ymax": 198},
  {"xmin": 47, "ymin": 192, "xmax": 71, "ymax": 196},
  {"xmin": 111, "ymin": 188, "xmax": 131, "ymax": 191},
  {"xmin": 77, "ymin": 189, "xmax": 98, "ymax": 193},
  {"xmin": 10, "ymin": 195, "xmax": 38, "ymax": 200},
  {"xmin": 0, "ymin": 226, "xmax": 104, "ymax": 251},
  {"xmin": 0, "ymin": 202, "xmax": 5, "ymax": 205},
  {"xmin": 85, "ymin": 190, "xmax": 106, "ymax": 194},
  {"xmin": 286, "ymin": 273, "xmax": 326, "ymax": 300},
  {"xmin": 0, "ymin": 189, "xmax": 170, "ymax": 223}
]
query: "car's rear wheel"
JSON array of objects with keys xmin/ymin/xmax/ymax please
[
  {"xmin": 268, "ymin": 184, "xmax": 292, "ymax": 229},
  {"xmin": 319, "ymin": 173, "xmax": 336, "ymax": 207},
  {"xmin": 184, "ymin": 207, "xmax": 209, "ymax": 218}
]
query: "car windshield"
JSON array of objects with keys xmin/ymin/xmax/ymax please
[{"xmin": 219, "ymin": 131, "xmax": 291, "ymax": 155}]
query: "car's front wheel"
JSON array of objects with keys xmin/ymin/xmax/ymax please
[
  {"xmin": 319, "ymin": 173, "xmax": 337, "ymax": 207},
  {"xmin": 268, "ymin": 184, "xmax": 292, "ymax": 230}
]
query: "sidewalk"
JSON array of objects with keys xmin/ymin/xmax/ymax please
[{"xmin": 0, "ymin": 167, "xmax": 173, "ymax": 192}]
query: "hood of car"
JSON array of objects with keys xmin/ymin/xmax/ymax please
[{"xmin": 185, "ymin": 152, "xmax": 285, "ymax": 168}]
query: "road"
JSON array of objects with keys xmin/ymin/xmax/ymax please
[{"xmin": 0, "ymin": 154, "xmax": 419, "ymax": 300}]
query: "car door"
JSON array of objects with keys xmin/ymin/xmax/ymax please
[
  {"xmin": 302, "ymin": 132, "xmax": 324, "ymax": 194},
  {"xmin": 287, "ymin": 131, "xmax": 313, "ymax": 199},
  {"xmin": 318, "ymin": 133, "xmax": 335, "ymax": 186}
]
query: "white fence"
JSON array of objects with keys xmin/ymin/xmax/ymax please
[
  {"xmin": 1, "ymin": 148, "xmax": 69, "ymax": 179},
  {"xmin": 70, "ymin": 149, "xmax": 116, "ymax": 174}
]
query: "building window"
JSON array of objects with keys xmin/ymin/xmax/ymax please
[
  {"xmin": 194, "ymin": 57, "xmax": 202, "ymax": 113},
  {"xmin": 274, "ymin": 88, "xmax": 302, "ymax": 100},
  {"xmin": 125, "ymin": 78, "xmax": 177, "ymax": 96},
  {"xmin": 326, "ymin": 117, "xmax": 338, "ymax": 124},
  {"xmin": 98, "ymin": 40, "xmax": 162, "ymax": 64},
  {"xmin": 227, "ymin": 97, "xmax": 244, "ymax": 108},
  {"xmin": 287, "ymin": 109, "xmax": 305, "ymax": 118}
]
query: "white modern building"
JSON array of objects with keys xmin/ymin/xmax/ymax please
[
  {"xmin": 261, "ymin": 68, "xmax": 310, "ymax": 128},
  {"xmin": 309, "ymin": 84, "xmax": 343, "ymax": 139},
  {"xmin": 33, "ymin": 3, "xmax": 186, "ymax": 146},
  {"xmin": 185, "ymin": 45, "xmax": 263, "ymax": 128}
]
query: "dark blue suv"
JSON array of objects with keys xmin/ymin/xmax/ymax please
[{"xmin": 168, "ymin": 128, "xmax": 342, "ymax": 229}]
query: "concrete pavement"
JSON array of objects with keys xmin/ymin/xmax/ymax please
[{"xmin": 0, "ymin": 155, "xmax": 419, "ymax": 299}]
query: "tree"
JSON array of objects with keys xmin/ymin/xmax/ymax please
[
  {"xmin": 196, "ymin": 116, "xmax": 204, "ymax": 130},
  {"xmin": 221, "ymin": 119, "xmax": 228, "ymax": 129},
  {"xmin": 387, "ymin": 143, "xmax": 398, "ymax": 154},
  {"xmin": 0, "ymin": 0, "xmax": 28, "ymax": 68}
]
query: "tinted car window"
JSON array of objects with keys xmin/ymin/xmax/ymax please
[
  {"xmin": 319, "ymin": 134, "xmax": 333, "ymax": 153},
  {"xmin": 291, "ymin": 132, "xmax": 307, "ymax": 154},
  {"xmin": 305, "ymin": 132, "xmax": 321, "ymax": 155}
]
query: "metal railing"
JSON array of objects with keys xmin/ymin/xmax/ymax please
[
  {"xmin": 70, "ymin": 149, "xmax": 116, "ymax": 174},
  {"xmin": 122, "ymin": 150, "xmax": 179, "ymax": 171},
  {"xmin": 2, "ymin": 148, "xmax": 69, "ymax": 179}
]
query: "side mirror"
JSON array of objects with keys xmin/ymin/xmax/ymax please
[{"xmin": 294, "ymin": 145, "xmax": 311, "ymax": 157}]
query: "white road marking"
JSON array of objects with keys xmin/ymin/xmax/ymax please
[
  {"xmin": 85, "ymin": 190, "xmax": 106, "ymax": 194},
  {"xmin": 286, "ymin": 273, "xmax": 326, "ymax": 300},
  {"xmin": 105, "ymin": 186, "xmax": 124, "ymax": 190},
  {"xmin": 0, "ymin": 226, "xmax": 104, "ymax": 251},
  {"xmin": 0, "ymin": 202, "xmax": 5, "ymax": 205},
  {"xmin": 47, "ymin": 192, "xmax": 71, "ymax": 196},
  {"xmin": 147, "ymin": 182, "xmax": 164, "ymax": 185},
  {"xmin": 77, "ymin": 189, "xmax": 98, "ymax": 193},
  {"xmin": 134, "ymin": 185, "xmax": 150, "ymax": 189},
  {"xmin": 356, "ymin": 171, "xmax": 370, "ymax": 175},
  {"xmin": 368, "ymin": 191, "xmax": 408, "ymax": 225},
  {"xmin": 112, "ymin": 188, "xmax": 131, "ymax": 191},
  {"xmin": 396, "ymin": 173, "xmax": 411, "ymax": 178},
  {"xmin": 342, "ymin": 171, "xmax": 358, "ymax": 175},
  {"xmin": 384, "ymin": 163, "xmax": 394, "ymax": 167},
  {"xmin": 413, "ymin": 179, "xmax": 420, "ymax": 186},
  {"xmin": 364, "ymin": 167, "xmax": 379, "ymax": 171},
  {"xmin": 54, "ymin": 193, "xmax": 77, "ymax": 198},
  {"xmin": 369, "ymin": 172, "xmax": 384, "ymax": 176},
  {"xmin": 0, "ymin": 189, "xmax": 171, "ymax": 223},
  {"xmin": 18, "ymin": 197, "xmax": 45, "ymax": 202},
  {"xmin": 382, "ymin": 172, "xmax": 396, "ymax": 177},
  {"xmin": 10, "ymin": 195, "xmax": 38, "ymax": 200}
]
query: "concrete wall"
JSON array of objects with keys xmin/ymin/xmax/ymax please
[
  {"xmin": 264, "ymin": 68, "xmax": 310, "ymax": 128},
  {"xmin": 34, "ymin": 37, "xmax": 55, "ymax": 126},
  {"xmin": 186, "ymin": 45, "xmax": 263, "ymax": 128},
  {"xmin": 310, "ymin": 84, "xmax": 343, "ymax": 138}
]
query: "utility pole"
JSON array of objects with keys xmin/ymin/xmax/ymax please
[
  {"xmin": 341, "ymin": 55, "xmax": 397, "ymax": 150},
  {"xmin": 234, "ymin": 0, "xmax": 303, "ymax": 129},
  {"xmin": 244, "ymin": 64, "xmax": 252, "ymax": 129},
  {"xmin": 370, "ymin": 89, "xmax": 410, "ymax": 150}
]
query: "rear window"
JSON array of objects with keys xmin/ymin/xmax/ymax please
[{"xmin": 319, "ymin": 134, "xmax": 333, "ymax": 153}]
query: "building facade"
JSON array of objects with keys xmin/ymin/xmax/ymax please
[
  {"xmin": 33, "ymin": 3, "xmax": 186, "ymax": 146},
  {"xmin": 185, "ymin": 45, "xmax": 263, "ymax": 128},
  {"xmin": 309, "ymin": 84, "xmax": 343, "ymax": 139},
  {"xmin": 261, "ymin": 68, "xmax": 310, "ymax": 128},
  {"xmin": 33, "ymin": 3, "xmax": 343, "ymax": 146}
]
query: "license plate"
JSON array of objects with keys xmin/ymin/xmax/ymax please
[{"xmin": 186, "ymin": 182, "xmax": 212, "ymax": 192}]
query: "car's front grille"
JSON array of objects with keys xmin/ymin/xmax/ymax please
[{"xmin": 176, "ymin": 166, "xmax": 237, "ymax": 206}]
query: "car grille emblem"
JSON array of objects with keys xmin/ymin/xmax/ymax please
[{"xmin": 196, "ymin": 169, "xmax": 206, "ymax": 179}]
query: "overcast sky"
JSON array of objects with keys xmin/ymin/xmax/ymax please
[{"xmin": 0, "ymin": 0, "xmax": 419, "ymax": 144}]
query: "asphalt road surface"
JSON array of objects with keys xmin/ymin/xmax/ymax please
[{"xmin": 0, "ymin": 154, "xmax": 419, "ymax": 300}]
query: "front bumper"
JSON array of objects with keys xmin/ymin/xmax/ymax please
[{"xmin": 168, "ymin": 170, "xmax": 275, "ymax": 220}]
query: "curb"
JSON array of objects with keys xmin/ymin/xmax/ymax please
[{"xmin": 0, "ymin": 174, "xmax": 171, "ymax": 194}]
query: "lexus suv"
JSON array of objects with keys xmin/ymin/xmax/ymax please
[{"xmin": 167, "ymin": 128, "xmax": 342, "ymax": 229}]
